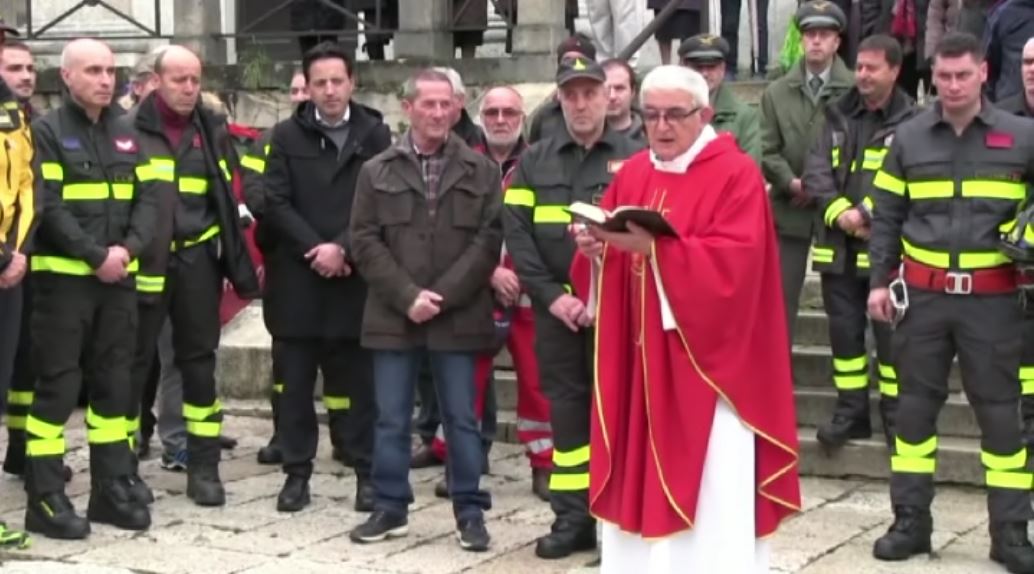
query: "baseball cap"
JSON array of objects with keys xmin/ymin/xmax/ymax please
[{"xmin": 556, "ymin": 55, "xmax": 606, "ymax": 87}]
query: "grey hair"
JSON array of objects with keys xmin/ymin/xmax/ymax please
[
  {"xmin": 401, "ymin": 68, "xmax": 454, "ymax": 101},
  {"xmin": 477, "ymin": 85, "xmax": 524, "ymax": 115},
  {"xmin": 1026, "ymin": 37, "xmax": 1034, "ymax": 52},
  {"xmin": 639, "ymin": 65, "xmax": 710, "ymax": 108},
  {"xmin": 433, "ymin": 66, "xmax": 466, "ymax": 98}
]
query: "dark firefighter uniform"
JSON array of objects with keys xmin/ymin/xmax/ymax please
[
  {"xmin": 802, "ymin": 85, "xmax": 917, "ymax": 449},
  {"xmin": 127, "ymin": 93, "xmax": 259, "ymax": 508},
  {"xmin": 502, "ymin": 57, "xmax": 642, "ymax": 560},
  {"xmin": 260, "ymin": 99, "xmax": 391, "ymax": 512},
  {"xmin": 25, "ymin": 100, "xmax": 158, "ymax": 539},
  {"xmin": 996, "ymin": 93, "xmax": 1034, "ymax": 445},
  {"xmin": 869, "ymin": 101, "xmax": 1034, "ymax": 568}
]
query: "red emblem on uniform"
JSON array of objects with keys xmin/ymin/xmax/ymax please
[
  {"xmin": 986, "ymin": 131, "xmax": 1014, "ymax": 149},
  {"xmin": 114, "ymin": 137, "xmax": 137, "ymax": 153},
  {"xmin": 192, "ymin": 134, "xmax": 202, "ymax": 148}
]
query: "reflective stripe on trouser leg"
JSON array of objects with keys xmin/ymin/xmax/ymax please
[
  {"xmin": 983, "ymin": 448, "xmax": 1033, "ymax": 490},
  {"xmin": 125, "ymin": 415, "xmax": 141, "ymax": 451},
  {"xmin": 183, "ymin": 400, "xmax": 223, "ymax": 438},
  {"xmin": 6, "ymin": 389, "xmax": 33, "ymax": 431},
  {"xmin": 878, "ymin": 363, "xmax": 899, "ymax": 399},
  {"xmin": 832, "ymin": 355, "xmax": 869, "ymax": 391},
  {"xmin": 550, "ymin": 445, "xmax": 590, "ymax": 491}
]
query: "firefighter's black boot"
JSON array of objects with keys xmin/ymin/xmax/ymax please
[
  {"xmin": 87, "ymin": 477, "xmax": 150, "ymax": 531},
  {"xmin": 816, "ymin": 413, "xmax": 872, "ymax": 449},
  {"xmin": 534, "ymin": 520, "xmax": 597, "ymax": 559},
  {"xmin": 126, "ymin": 454, "xmax": 154, "ymax": 505},
  {"xmin": 187, "ymin": 464, "xmax": 225, "ymax": 507},
  {"xmin": 990, "ymin": 522, "xmax": 1034, "ymax": 574},
  {"xmin": 25, "ymin": 492, "xmax": 90, "ymax": 540},
  {"xmin": 873, "ymin": 506, "xmax": 933, "ymax": 560},
  {"xmin": 257, "ymin": 434, "xmax": 282, "ymax": 465}
]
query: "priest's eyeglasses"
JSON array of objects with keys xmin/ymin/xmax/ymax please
[{"xmin": 642, "ymin": 106, "xmax": 702, "ymax": 125}]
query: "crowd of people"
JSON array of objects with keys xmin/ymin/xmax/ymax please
[{"xmin": 2, "ymin": 0, "xmax": 1034, "ymax": 572}]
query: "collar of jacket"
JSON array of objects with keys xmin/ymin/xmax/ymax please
[
  {"xmin": 133, "ymin": 91, "xmax": 218, "ymax": 137},
  {"xmin": 833, "ymin": 86, "xmax": 915, "ymax": 123},
  {"xmin": 293, "ymin": 99, "xmax": 381, "ymax": 136},
  {"xmin": 711, "ymin": 82, "xmax": 747, "ymax": 118},
  {"xmin": 553, "ymin": 122, "xmax": 626, "ymax": 152},
  {"xmin": 62, "ymin": 95, "xmax": 123, "ymax": 126},
  {"xmin": 385, "ymin": 130, "xmax": 479, "ymax": 166},
  {"xmin": 786, "ymin": 56, "xmax": 853, "ymax": 90},
  {"xmin": 472, "ymin": 134, "xmax": 528, "ymax": 166},
  {"xmin": 0, "ymin": 77, "xmax": 16, "ymax": 108},
  {"xmin": 927, "ymin": 96, "xmax": 1000, "ymax": 129}
]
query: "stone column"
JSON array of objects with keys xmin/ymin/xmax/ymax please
[
  {"xmin": 173, "ymin": 0, "xmax": 225, "ymax": 64},
  {"xmin": 512, "ymin": 0, "xmax": 565, "ymax": 58},
  {"xmin": 394, "ymin": 0, "xmax": 453, "ymax": 61}
]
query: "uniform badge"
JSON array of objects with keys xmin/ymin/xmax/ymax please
[
  {"xmin": 607, "ymin": 160, "xmax": 624, "ymax": 174},
  {"xmin": 0, "ymin": 111, "xmax": 12, "ymax": 127},
  {"xmin": 192, "ymin": 134, "xmax": 202, "ymax": 148},
  {"xmin": 114, "ymin": 137, "xmax": 137, "ymax": 153},
  {"xmin": 986, "ymin": 131, "xmax": 1014, "ymax": 149},
  {"xmin": 60, "ymin": 137, "xmax": 81, "ymax": 150}
]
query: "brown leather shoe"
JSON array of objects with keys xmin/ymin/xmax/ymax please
[
  {"xmin": 532, "ymin": 468, "xmax": 550, "ymax": 502},
  {"xmin": 410, "ymin": 444, "xmax": 443, "ymax": 469}
]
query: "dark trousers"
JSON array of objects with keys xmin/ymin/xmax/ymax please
[
  {"xmin": 2, "ymin": 280, "xmax": 29, "ymax": 473},
  {"xmin": 276, "ymin": 336, "xmax": 375, "ymax": 479},
  {"xmin": 371, "ymin": 348, "xmax": 490, "ymax": 521},
  {"xmin": 890, "ymin": 290, "xmax": 1033, "ymax": 523},
  {"xmin": 779, "ymin": 234, "xmax": 812, "ymax": 345},
  {"xmin": 129, "ymin": 245, "xmax": 223, "ymax": 469},
  {"xmin": 0, "ymin": 281, "xmax": 23, "ymax": 414},
  {"xmin": 138, "ymin": 342, "xmax": 161, "ymax": 445},
  {"xmin": 821, "ymin": 271, "xmax": 898, "ymax": 422},
  {"xmin": 1020, "ymin": 319, "xmax": 1034, "ymax": 422},
  {"xmin": 534, "ymin": 308, "xmax": 593, "ymax": 528},
  {"xmin": 720, "ymin": 0, "xmax": 769, "ymax": 75},
  {"xmin": 267, "ymin": 338, "xmax": 285, "ymax": 441},
  {"xmin": 26, "ymin": 275, "xmax": 136, "ymax": 496}
]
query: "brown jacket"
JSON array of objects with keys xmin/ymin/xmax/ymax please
[{"xmin": 350, "ymin": 135, "xmax": 503, "ymax": 352}]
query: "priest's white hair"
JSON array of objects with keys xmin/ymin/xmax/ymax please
[{"xmin": 639, "ymin": 65, "xmax": 710, "ymax": 108}]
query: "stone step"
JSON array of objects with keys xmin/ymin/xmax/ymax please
[{"xmin": 795, "ymin": 388, "xmax": 979, "ymax": 438}]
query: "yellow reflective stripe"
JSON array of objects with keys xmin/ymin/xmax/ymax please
[
  {"xmin": 878, "ymin": 363, "xmax": 897, "ymax": 380},
  {"xmin": 323, "ymin": 395, "xmax": 351, "ymax": 410},
  {"xmin": 6, "ymin": 416, "xmax": 26, "ymax": 430},
  {"xmin": 62, "ymin": 182, "xmax": 109, "ymax": 200},
  {"xmin": 87, "ymin": 427, "xmax": 127, "ymax": 444},
  {"xmin": 824, "ymin": 196, "xmax": 852, "ymax": 227},
  {"xmin": 833, "ymin": 356, "xmax": 867, "ymax": 372},
  {"xmin": 981, "ymin": 449, "xmax": 1027, "ymax": 470},
  {"xmin": 504, "ymin": 187, "xmax": 536, "ymax": 207},
  {"xmin": 136, "ymin": 275, "xmax": 165, "ymax": 294},
  {"xmin": 135, "ymin": 164, "xmax": 155, "ymax": 181},
  {"xmin": 987, "ymin": 470, "xmax": 1033, "ymax": 490},
  {"xmin": 862, "ymin": 195, "xmax": 874, "ymax": 212},
  {"xmin": 533, "ymin": 205, "xmax": 572, "ymax": 224},
  {"xmin": 1021, "ymin": 367, "xmax": 1034, "ymax": 380},
  {"xmin": 125, "ymin": 417, "xmax": 140, "ymax": 433},
  {"xmin": 861, "ymin": 148, "xmax": 887, "ymax": 170},
  {"xmin": 830, "ymin": 146, "xmax": 840, "ymax": 168},
  {"xmin": 812, "ymin": 246, "xmax": 834, "ymax": 263},
  {"xmin": 186, "ymin": 421, "xmax": 221, "ymax": 437},
  {"xmin": 183, "ymin": 401, "xmax": 222, "ymax": 421},
  {"xmin": 40, "ymin": 162, "xmax": 63, "ymax": 181},
  {"xmin": 891, "ymin": 456, "xmax": 936, "ymax": 474},
  {"xmin": 264, "ymin": 144, "xmax": 271, "ymax": 155},
  {"xmin": 27, "ymin": 438, "xmax": 65, "ymax": 457},
  {"xmin": 179, "ymin": 177, "xmax": 209, "ymax": 194},
  {"xmin": 901, "ymin": 238, "xmax": 949, "ymax": 268},
  {"xmin": 879, "ymin": 381, "xmax": 899, "ymax": 397},
  {"xmin": 172, "ymin": 225, "xmax": 221, "ymax": 252},
  {"xmin": 149, "ymin": 158, "xmax": 176, "ymax": 182},
  {"xmin": 549, "ymin": 473, "xmax": 590, "ymax": 491},
  {"xmin": 1024, "ymin": 380, "xmax": 1034, "ymax": 395},
  {"xmin": 907, "ymin": 180, "xmax": 954, "ymax": 200},
  {"xmin": 272, "ymin": 383, "xmax": 284, "ymax": 394},
  {"xmin": 856, "ymin": 252, "xmax": 870, "ymax": 269},
  {"xmin": 240, "ymin": 154, "xmax": 266, "ymax": 174},
  {"xmin": 86, "ymin": 406, "xmax": 125, "ymax": 430},
  {"xmin": 958, "ymin": 251, "xmax": 1011, "ymax": 269},
  {"xmin": 32, "ymin": 256, "xmax": 138, "ymax": 276},
  {"xmin": 961, "ymin": 180, "xmax": 1026, "ymax": 201},
  {"xmin": 834, "ymin": 374, "xmax": 868, "ymax": 390},
  {"xmin": 7, "ymin": 390, "xmax": 33, "ymax": 406},
  {"xmin": 218, "ymin": 159, "xmax": 232, "ymax": 181},
  {"xmin": 553, "ymin": 445, "xmax": 590, "ymax": 467},
  {"xmin": 112, "ymin": 183, "xmax": 133, "ymax": 200},
  {"xmin": 874, "ymin": 170, "xmax": 906, "ymax": 195},
  {"xmin": 25, "ymin": 416, "xmax": 63, "ymax": 439},
  {"xmin": 563, "ymin": 283, "xmax": 573, "ymax": 294},
  {"xmin": 896, "ymin": 436, "xmax": 937, "ymax": 457}
]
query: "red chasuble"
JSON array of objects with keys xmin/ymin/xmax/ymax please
[{"xmin": 570, "ymin": 134, "xmax": 801, "ymax": 539}]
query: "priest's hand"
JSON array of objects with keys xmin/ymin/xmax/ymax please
[
  {"xmin": 591, "ymin": 222, "xmax": 653, "ymax": 255},
  {"xmin": 550, "ymin": 294, "xmax": 589, "ymax": 332},
  {"xmin": 574, "ymin": 227, "xmax": 604, "ymax": 259},
  {"xmin": 408, "ymin": 289, "xmax": 443, "ymax": 324},
  {"xmin": 868, "ymin": 288, "xmax": 894, "ymax": 323}
]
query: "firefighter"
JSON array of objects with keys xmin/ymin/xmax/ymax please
[
  {"xmin": 802, "ymin": 34, "xmax": 918, "ymax": 450},
  {"xmin": 503, "ymin": 56, "xmax": 642, "ymax": 559},
  {"xmin": 868, "ymin": 32, "xmax": 1034, "ymax": 572},
  {"xmin": 24, "ymin": 38, "xmax": 158, "ymax": 539},
  {"xmin": 126, "ymin": 45, "xmax": 259, "ymax": 508}
]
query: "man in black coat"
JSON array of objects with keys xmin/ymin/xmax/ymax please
[{"xmin": 261, "ymin": 42, "xmax": 391, "ymax": 513}]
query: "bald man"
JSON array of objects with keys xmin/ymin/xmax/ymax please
[
  {"xmin": 25, "ymin": 38, "xmax": 158, "ymax": 539},
  {"xmin": 126, "ymin": 45, "xmax": 259, "ymax": 508}
]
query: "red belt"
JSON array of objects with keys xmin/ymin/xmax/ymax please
[{"xmin": 901, "ymin": 258, "xmax": 1021, "ymax": 295}]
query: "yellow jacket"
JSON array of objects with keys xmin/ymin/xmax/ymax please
[{"xmin": 0, "ymin": 95, "xmax": 33, "ymax": 271}]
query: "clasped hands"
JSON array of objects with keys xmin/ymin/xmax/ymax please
[
  {"xmin": 95, "ymin": 246, "xmax": 131, "ymax": 284},
  {"xmin": 306, "ymin": 243, "xmax": 351, "ymax": 278},
  {"xmin": 0, "ymin": 251, "xmax": 26, "ymax": 288},
  {"xmin": 837, "ymin": 208, "xmax": 870, "ymax": 240}
]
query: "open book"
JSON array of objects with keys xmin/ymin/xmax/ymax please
[{"xmin": 566, "ymin": 201, "xmax": 678, "ymax": 237}]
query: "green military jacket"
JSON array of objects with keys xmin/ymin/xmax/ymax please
[
  {"xmin": 711, "ymin": 83, "xmax": 761, "ymax": 165},
  {"xmin": 760, "ymin": 57, "xmax": 853, "ymax": 239}
]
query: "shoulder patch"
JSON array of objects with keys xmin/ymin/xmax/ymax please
[
  {"xmin": 0, "ymin": 111, "xmax": 12, "ymax": 127},
  {"xmin": 61, "ymin": 137, "xmax": 81, "ymax": 150},
  {"xmin": 114, "ymin": 136, "xmax": 138, "ymax": 153}
]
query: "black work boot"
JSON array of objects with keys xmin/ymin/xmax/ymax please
[
  {"xmin": 126, "ymin": 473, "xmax": 154, "ymax": 505},
  {"xmin": 187, "ymin": 464, "xmax": 226, "ymax": 507},
  {"xmin": 25, "ymin": 492, "xmax": 90, "ymax": 540},
  {"xmin": 873, "ymin": 505, "xmax": 933, "ymax": 560},
  {"xmin": 816, "ymin": 413, "xmax": 872, "ymax": 449},
  {"xmin": 991, "ymin": 522, "xmax": 1034, "ymax": 573},
  {"xmin": 257, "ymin": 434, "xmax": 282, "ymax": 465},
  {"xmin": 276, "ymin": 474, "xmax": 310, "ymax": 512},
  {"xmin": 87, "ymin": 477, "xmax": 150, "ymax": 531},
  {"xmin": 534, "ymin": 520, "xmax": 597, "ymax": 559}
]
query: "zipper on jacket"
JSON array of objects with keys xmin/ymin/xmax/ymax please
[{"xmin": 3, "ymin": 138, "xmax": 12, "ymax": 204}]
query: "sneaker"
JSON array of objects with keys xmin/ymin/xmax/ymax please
[
  {"xmin": 457, "ymin": 516, "xmax": 490, "ymax": 552},
  {"xmin": 349, "ymin": 510, "xmax": 408, "ymax": 543},
  {"xmin": 160, "ymin": 450, "xmax": 188, "ymax": 472}
]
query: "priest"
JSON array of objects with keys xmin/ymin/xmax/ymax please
[{"xmin": 571, "ymin": 65, "xmax": 801, "ymax": 572}]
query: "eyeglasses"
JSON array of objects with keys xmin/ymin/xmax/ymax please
[
  {"xmin": 642, "ymin": 106, "xmax": 702, "ymax": 125},
  {"xmin": 481, "ymin": 107, "xmax": 522, "ymax": 120}
]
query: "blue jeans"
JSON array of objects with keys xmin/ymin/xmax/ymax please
[{"xmin": 371, "ymin": 349, "xmax": 490, "ymax": 521}]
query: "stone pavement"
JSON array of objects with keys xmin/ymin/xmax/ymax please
[{"xmin": 0, "ymin": 412, "xmax": 1010, "ymax": 573}]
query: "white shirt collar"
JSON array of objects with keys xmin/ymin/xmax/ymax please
[
  {"xmin": 649, "ymin": 125, "xmax": 718, "ymax": 173},
  {"xmin": 314, "ymin": 104, "xmax": 350, "ymax": 128},
  {"xmin": 807, "ymin": 66, "xmax": 831, "ymax": 86}
]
